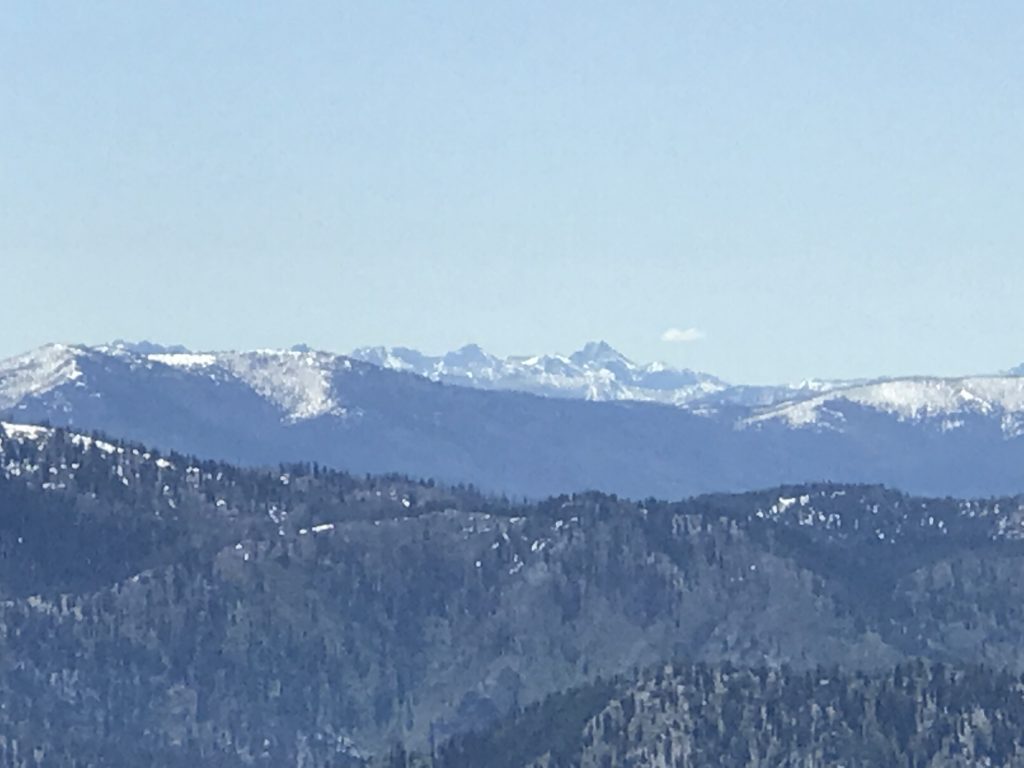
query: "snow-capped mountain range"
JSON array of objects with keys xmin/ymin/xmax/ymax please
[
  {"xmin": 5, "ymin": 340, "xmax": 1024, "ymax": 433},
  {"xmin": 746, "ymin": 377, "xmax": 1024, "ymax": 436},
  {"xmin": 0, "ymin": 342, "xmax": 356, "ymax": 424},
  {"xmin": 5, "ymin": 340, "xmax": 1024, "ymax": 499},
  {"xmin": 0, "ymin": 340, "xmax": 858, "ymax": 424},
  {"xmin": 349, "ymin": 340, "xmax": 860, "ymax": 409},
  {"xmin": 349, "ymin": 342, "xmax": 1024, "ymax": 433},
  {"xmin": 351, "ymin": 340, "xmax": 730, "ymax": 406}
]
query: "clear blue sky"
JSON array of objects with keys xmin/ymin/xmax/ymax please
[{"xmin": 2, "ymin": 2, "xmax": 1022, "ymax": 383}]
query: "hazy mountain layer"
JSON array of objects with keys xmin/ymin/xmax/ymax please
[{"xmin": 6, "ymin": 343, "xmax": 1024, "ymax": 498}]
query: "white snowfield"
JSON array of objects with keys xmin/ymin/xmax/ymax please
[
  {"xmin": 0, "ymin": 422, "xmax": 50, "ymax": 440},
  {"xmin": 4, "ymin": 342, "xmax": 1024, "ymax": 434},
  {"xmin": 147, "ymin": 352, "xmax": 217, "ymax": 368},
  {"xmin": 146, "ymin": 349, "xmax": 347, "ymax": 419},
  {"xmin": 213, "ymin": 350, "xmax": 348, "ymax": 421},
  {"xmin": 0, "ymin": 343, "xmax": 83, "ymax": 409},
  {"xmin": 350, "ymin": 340, "xmax": 731, "ymax": 406},
  {"xmin": 746, "ymin": 376, "xmax": 1024, "ymax": 435},
  {"xmin": 0, "ymin": 344, "xmax": 351, "ymax": 424}
]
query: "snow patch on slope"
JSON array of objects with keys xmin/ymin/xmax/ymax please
[
  {"xmin": 1, "ymin": 344, "xmax": 355, "ymax": 425},
  {"xmin": 218, "ymin": 350, "xmax": 345, "ymax": 422},
  {"xmin": 0, "ymin": 344, "xmax": 84, "ymax": 408},
  {"xmin": 147, "ymin": 349, "xmax": 348, "ymax": 421},
  {"xmin": 351, "ymin": 341, "xmax": 729, "ymax": 407},
  {"xmin": 1, "ymin": 422, "xmax": 50, "ymax": 441},
  {"xmin": 148, "ymin": 353, "xmax": 217, "ymax": 368},
  {"xmin": 747, "ymin": 377, "xmax": 1024, "ymax": 435}
]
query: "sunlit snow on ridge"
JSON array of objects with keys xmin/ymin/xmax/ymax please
[
  {"xmin": 351, "ymin": 341, "xmax": 730, "ymax": 407},
  {"xmin": 0, "ymin": 343, "xmax": 83, "ymax": 408},
  {"xmin": 0, "ymin": 422, "xmax": 49, "ymax": 440},
  {"xmin": 747, "ymin": 377, "xmax": 1024, "ymax": 436},
  {"xmin": 8, "ymin": 341, "xmax": 1024, "ymax": 435},
  {"xmin": 218, "ymin": 350, "xmax": 346, "ymax": 421},
  {"xmin": 147, "ymin": 349, "xmax": 348, "ymax": 421},
  {"xmin": 0, "ymin": 344, "xmax": 350, "ymax": 424},
  {"xmin": 148, "ymin": 353, "xmax": 217, "ymax": 368}
]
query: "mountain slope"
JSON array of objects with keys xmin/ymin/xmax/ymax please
[
  {"xmin": 0, "ymin": 344, "xmax": 755, "ymax": 498},
  {"xmin": 7, "ymin": 343, "xmax": 1024, "ymax": 498},
  {"xmin": 433, "ymin": 662, "xmax": 1024, "ymax": 768},
  {"xmin": 350, "ymin": 341, "xmax": 731, "ymax": 406},
  {"xmin": 8, "ymin": 425, "xmax": 1024, "ymax": 763},
  {"xmin": 349, "ymin": 340, "xmax": 866, "ymax": 410},
  {"xmin": 748, "ymin": 375, "xmax": 1024, "ymax": 435}
]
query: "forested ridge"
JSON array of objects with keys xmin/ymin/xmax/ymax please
[
  {"xmin": 5, "ymin": 423, "xmax": 1024, "ymax": 765},
  {"xmin": 430, "ymin": 662, "xmax": 1024, "ymax": 768}
]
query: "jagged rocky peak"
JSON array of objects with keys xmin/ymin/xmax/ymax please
[
  {"xmin": 345, "ymin": 340, "xmax": 728, "ymax": 406},
  {"xmin": 569, "ymin": 340, "xmax": 632, "ymax": 368},
  {"xmin": 441, "ymin": 343, "xmax": 496, "ymax": 367},
  {"xmin": 349, "ymin": 345, "xmax": 431, "ymax": 372}
]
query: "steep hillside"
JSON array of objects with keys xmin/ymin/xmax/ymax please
[
  {"xmin": 7, "ymin": 424, "xmax": 1024, "ymax": 763},
  {"xmin": 748, "ymin": 376, "xmax": 1024, "ymax": 435},
  {"xmin": 432, "ymin": 663, "xmax": 1024, "ymax": 768},
  {"xmin": 7, "ymin": 344, "xmax": 1024, "ymax": 498}
]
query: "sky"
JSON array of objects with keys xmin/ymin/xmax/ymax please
[{"xmin": 1, "ymin": 2, "xmax": 1022, "ymax": 383}]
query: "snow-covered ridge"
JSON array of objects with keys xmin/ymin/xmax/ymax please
[
  {"xmin": 0, "ymin": 344, "xmax": 351, "ymax": 424},
  {"xmin": 148, "ymin": 352, "xmax": 217, "ymax": 368},
  {"xmin": 6, "ymin": 341, "xmax": 1024, "ymax": 435},
  {"xmin": 145, "ymin": 348, "xmax": 351, "ymax": 422},
  {"xmin": 0, "ymin": 343, "xmax": 85, "ymax": 409},
  {"xmin": 0, "ymin": 340, "xmax": 876, "ymax": 422},
  {"xmin": 347, "ymin": 341, "xmax": 874, "ymax": 410},
  {"xmin": 138, "ymin": 348, "xmax": 347, "ymax": 420},
  {"xmin": 747, "ymin": 376, "xmax": 1024, "ymax": 435},
  {"xmin": 350, "ymin": 341, "xmax": 731, "ymax": 406},
  {"xmin": 213, "ymin": 350, "xmax": 349, "ymax": 422}
]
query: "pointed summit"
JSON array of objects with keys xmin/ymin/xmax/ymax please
[
  {"xmin": 442, "ymin": 343, "xmax": 494, "ymax": 366},
  {"xmin": 348, "ymin": 340, "xmax": 727, "ymax": 404},
  {"xmin": 569, "ymin": 340, "xmax": 631, "ymax": 367}
]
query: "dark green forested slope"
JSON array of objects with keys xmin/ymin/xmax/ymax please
[
  {"xmin": 5, "ymin": 423, "xmax": 1024, "ymax": 765},
  {"xmin": 432, "ymin": 662, "xmax": 1024, "ymax": 768}
]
